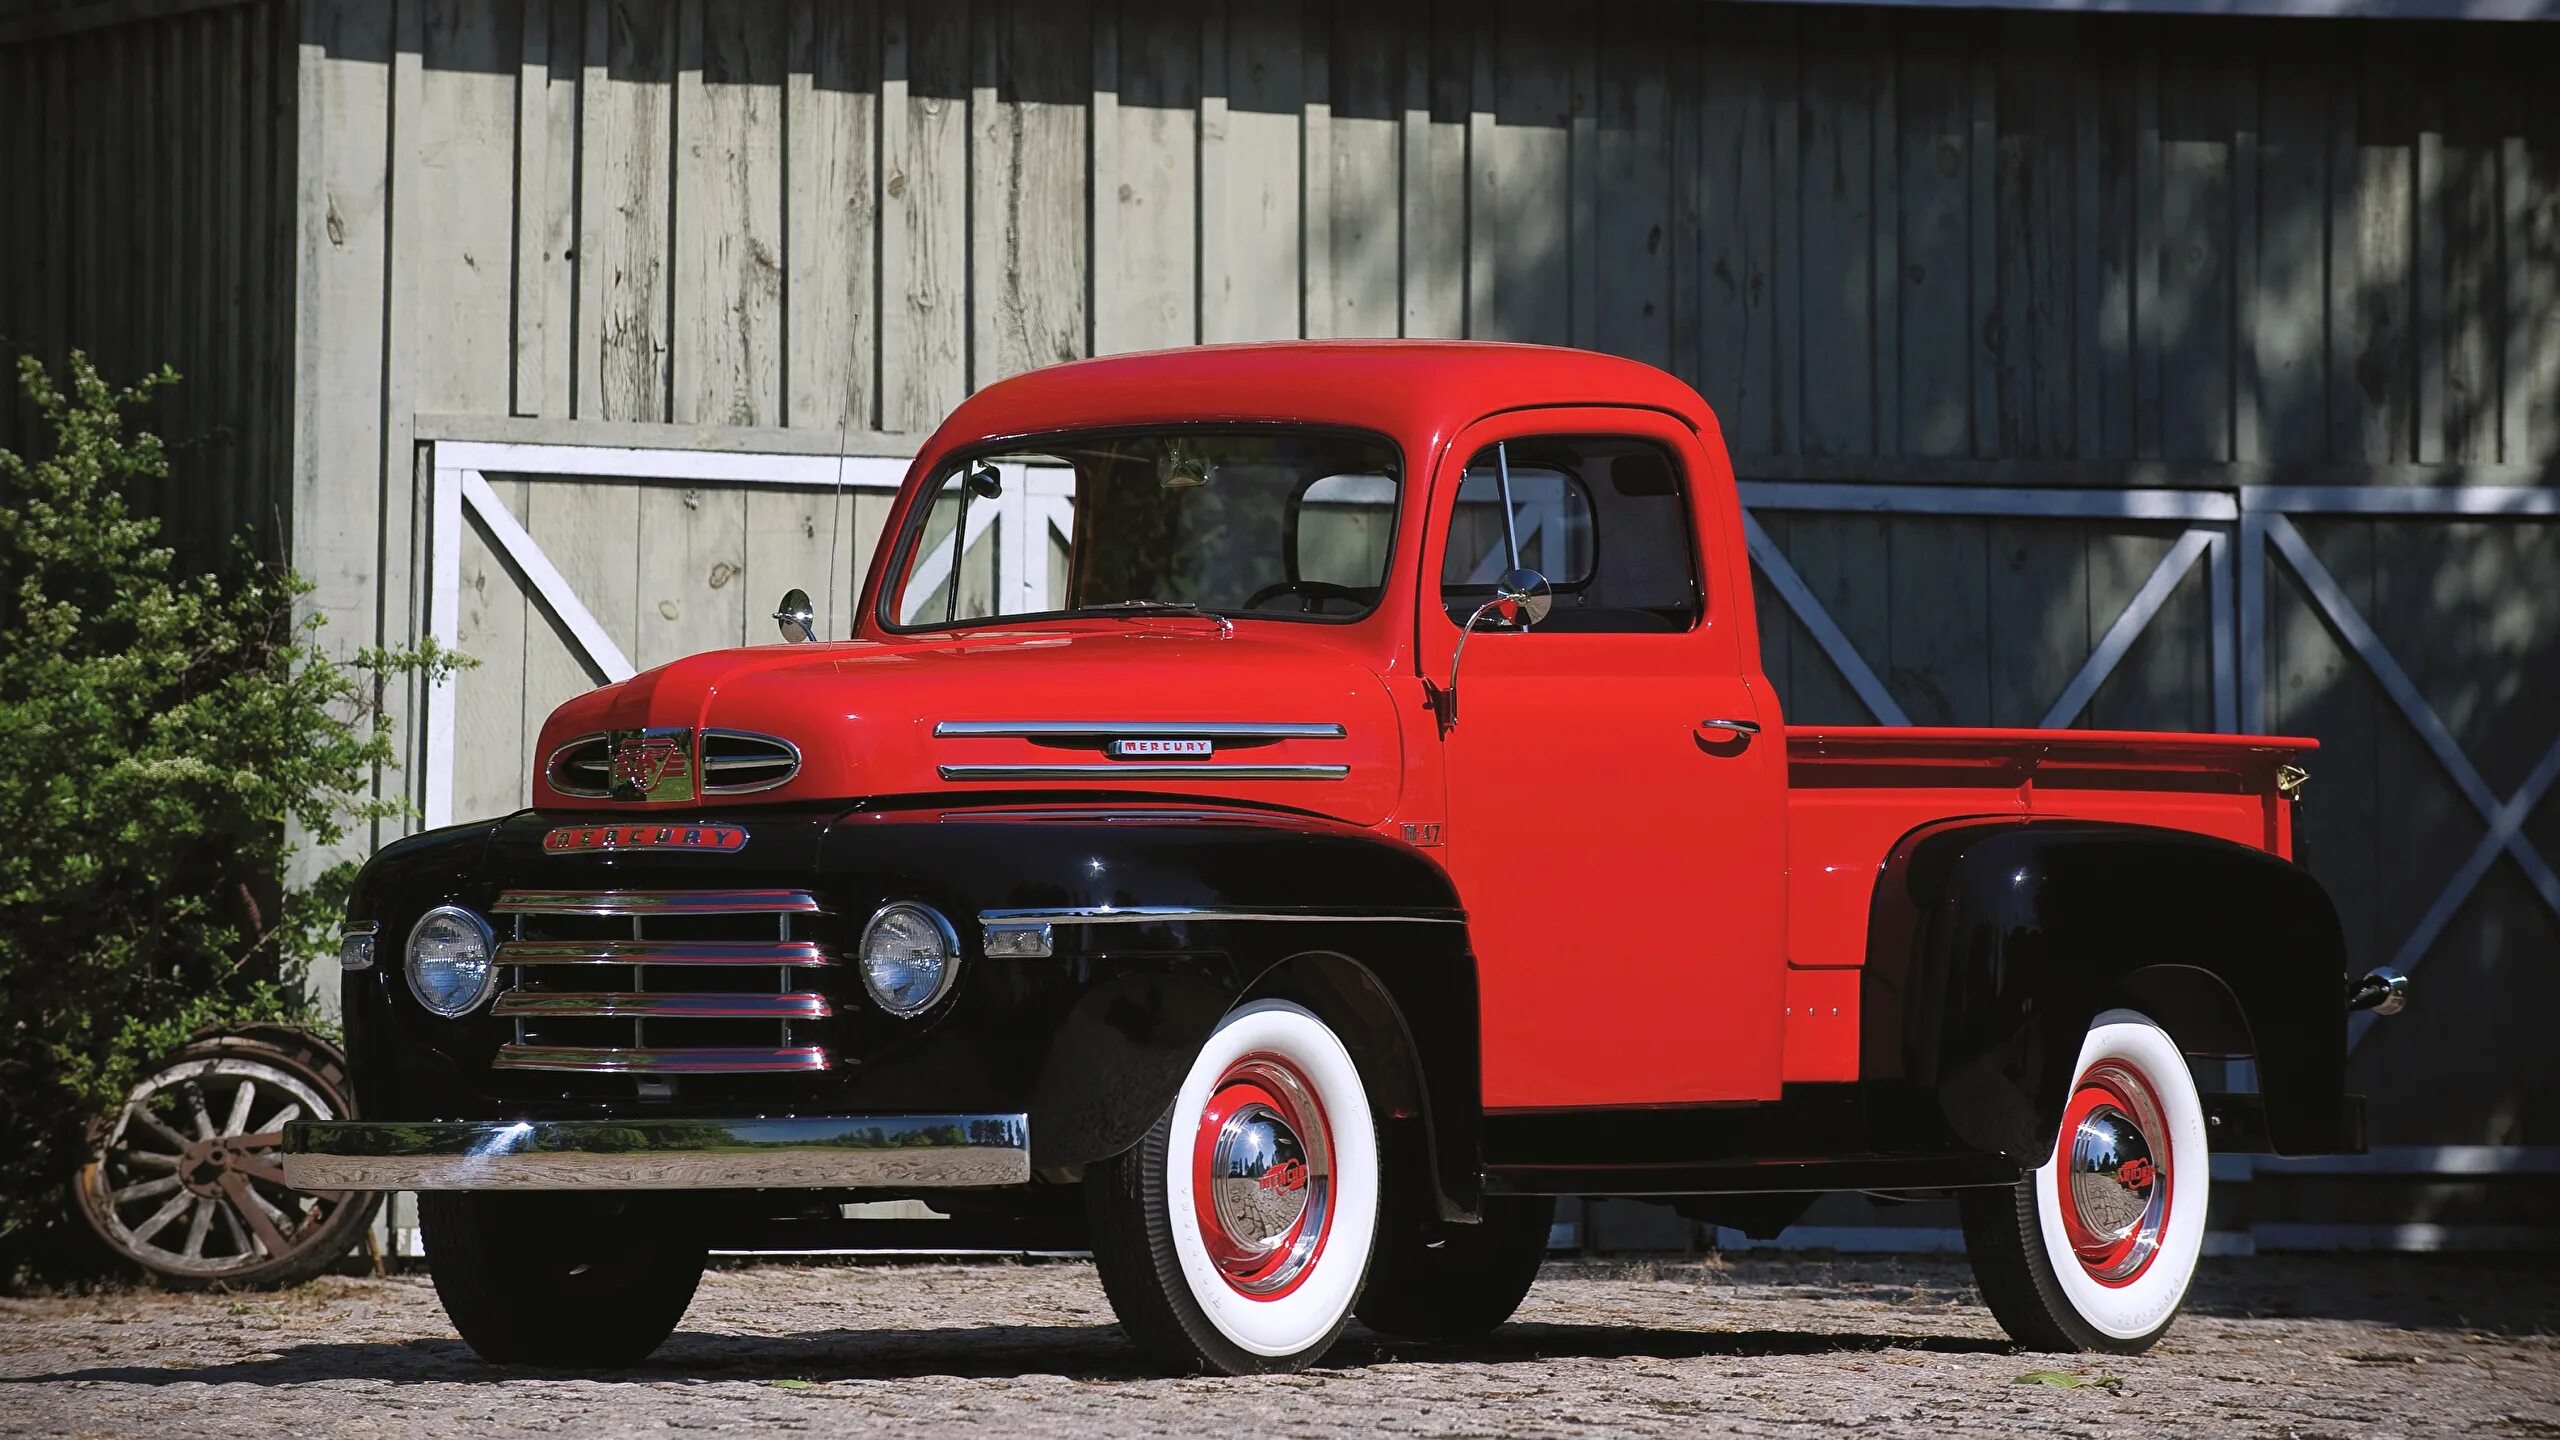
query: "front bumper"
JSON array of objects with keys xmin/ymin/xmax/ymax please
[{"xmin": 280, "ymin": 1114, "xmax": 1029, "ymax": 1192}]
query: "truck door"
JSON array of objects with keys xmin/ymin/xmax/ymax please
[{"xmin": 1419, "ymin": 408, "xmax": 1788, "ymax": 1110}]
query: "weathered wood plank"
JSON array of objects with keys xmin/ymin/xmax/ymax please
[
  {"xmin": 1798, "ymin": 15, "xmax": 1877, "ymax": 456},
  {"xmin": 2086, "ymin": 522, "xmax": 2205, "ymax": 731},
  {"xmin": 673, "ymin": 0, "xmax": 786, "ymax": 427},
  {"xmin": 1887, "ymin": 517, "xmax": 1991, "ymax": 724},
  {"xmin": 1592, "ymin": 0, "xmax": 1670, "ymax": 370},
  {"xmin": 634, "ymin": 480, "xmax": 751, "ymax": 666},
  {"xmin": 1773, "ymin": 512, "xmax": 1893, "ymax": 726},
  {"xmin": 1471, "ymin": 0, "xmax": 1570, "ymax": 345},
  {"xmin": 2074, "ymin": 18, "xmax": 2136, "ymax": 461},
  {"xmin": 1094, "ymin": 0, "xmax": 1199, "ymax": 353},
  {"xmin": 1896, "ymin": 28, "xmax": 1969, "ymax": 459},
  {"xmin": 410, "ymin": 0, "xmax": 520, "ymax": 420},
  {"xmin": 2433, "ymin": 41, "xmax": 2499, "ymax": 467},
  {"xmin": 519, "ymin": 476, "xmax": 640, "ymax": 750},
  {"xmin": 970, "ymin": 0, "xmax": 1088, "ymax": 381},
  {"xmin": 2157, "ymin": 46, "xmax": 2233, "ymax": 463},
  {"xmin": 514, "ymin": 0, "xmax": 581, "ymax": 419},
  {"xmin": 1992, "ymin": 13, "xmax": 2076, "ymax": 460},
  {"xmin": 2255, "ymin": 35, "xmax": 2329, "ymax": 464},
  {"xmin": 1985, "ymin": 517, "xmax": 2087, "ymax": 726},
  {"xmin": 578, "ymin": 0, "xmax": 677, "ymax": 423},
  {"xmin": 878, "ymin": 0, "xmax": 969, "ymax": 430},
  {"xmin": 1312, "ymin": 0, "xmax": 1402, "ymax": 339},
  {"xmin": 2330, "ymin": 33, "xmax": 2414, "ymax": 464},
  {"xmin": 455, "ymin": 476, "xmax": 530, "ymax": 821},
  {"xmin": 1201, "ymin": 0, "xmax": 1301, "ymax": 342},
  {"xmin": 783, "ymin": 0, "xmax": 879, "ymax": 432},
  {"xmin": 1685, "ymin": 8, "xmax": 1780, "ymax": 453},
  {"xmin": 1398, "ymin": 0, "xmax": 1464, "ymax": 339}
]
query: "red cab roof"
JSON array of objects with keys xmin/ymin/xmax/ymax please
[{"xmin": 917, "ymin": 340, "xmax": 1719, "ymax": 466}]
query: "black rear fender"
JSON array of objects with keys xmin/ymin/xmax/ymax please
[{"xmin": 1864, "ymin": 818, "xmax": 2351, "ymax": 1160}]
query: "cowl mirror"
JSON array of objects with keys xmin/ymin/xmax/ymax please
[
  {"xmin": 773, "ymin": 588, "xmax": 816, "ymax": 644},
  {"xmin": 1426, "ymin": 567, "xmax": 1549, "ymax": 734}
]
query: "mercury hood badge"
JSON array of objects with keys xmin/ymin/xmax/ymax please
[{"xmin": 607, "ymin": 727, "xmax": 697, "ymax": 802}]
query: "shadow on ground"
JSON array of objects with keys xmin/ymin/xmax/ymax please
[{"xmin": 2, "ymin": 1317, "xmax": 2014, "ymax": 1389}]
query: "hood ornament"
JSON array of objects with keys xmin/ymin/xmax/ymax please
[{"xmin": 607, "ymin": 727, "xmax": 697, "ymax": 803}]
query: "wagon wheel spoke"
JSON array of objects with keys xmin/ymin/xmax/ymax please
[
  {"xmin": 218, "ymin": 1172, "xmax": 292, "ymax": 1258},
  {"xmin": 223, "ymin": 1077, "xmax": 257, "ymax": 1137},
  {"xmin": 252, "ymin": 1103, "xmax": 301, "ymax": 1133},
  {"xmin": 182, "ymin": 1081, "xmax": 218, "ymax": 1142},
  {"xmin": 118, "ymin": 1149, "xmax": 180, "ymax": 1173},
  {"xmin": 132, "ymin": 1191, "xmax": 193, "ymax": 1244},
  {"xmin": 113, "ymin": 1175, "xmax": 183, "ymax": 1206},
  {"xmin": 182, "ymin": 1200, "xmax": 216, "ymax": 1260},
  {"xmin": 132, "ymin": 1106, "xmax": 194, "ymax": 1155},
  {"xmin": 216, "ymin": 1201, "xmax": 253, "ymax": 1257}
]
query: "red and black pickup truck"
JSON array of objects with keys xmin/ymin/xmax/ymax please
[{"xmin": 284, "ymin": 341, "xmax": 2405, "ymax": 1374}]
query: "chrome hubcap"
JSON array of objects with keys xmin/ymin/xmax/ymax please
[
  {"xmin": 2066, "ymin": 1105, "xmax": 2157, "ymax": 1241},
  {"xmin": 2055, "ymin": 1060, "xmax": 2173, "ymax": 1286},
  {"xmin": 1210, "ymin": 1104, "xmax": 1312, "ymax": 1253},
  {"xmin": 1192, "ymin": 1054, "xmax": 1333, "ymax": 1297}
]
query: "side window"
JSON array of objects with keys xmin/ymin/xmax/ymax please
[{"xmin": 1439, "ymin": 437, "xmax": 1701, "ymax": 633}]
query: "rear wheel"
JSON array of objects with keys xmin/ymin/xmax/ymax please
[
  {"xmin": 1355, "ymin": 1193, "xmax": 1553, "ymax": 1341},
  {"xmin": 1086, "ymin": 999, "xmax": 1381, "ymax": 1374},
  {"xmin": 1960, "ymin": 1008, "xmax": 2209, "ymax": 1353},
  {"xmin": 418, "ymin": 1191, "xmax": 706, "ymax": 1367}
]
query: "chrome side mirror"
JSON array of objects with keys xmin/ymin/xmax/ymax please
[
  {"xmin": 1427, "ymin": 568, "xmax": 1548, "ymax": 734},
  {"xmin": 773, "ymin": 587, "xmax": 817, "ymax": 644}
]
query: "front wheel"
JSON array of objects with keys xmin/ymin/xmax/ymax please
[
  {"xmin": 1959, "ymin": 1007, "xmax": 2210, "ymax": 1353},
  {"xmin": 1085, "ymin": 999, "xmax": 1381, "ymax": 1374},
  {"xmin": 418, "ymin": 1191, "xmax": 706, "ymax": 1367}
]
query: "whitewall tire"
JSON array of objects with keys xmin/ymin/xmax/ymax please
[
  {"xmin": 1086, "ymin": 999, "xmax": 1381, "ymax": 1373},
  {"xmin": 1959, "ymin": 1008, "xmax": 2210, "ymax": 1353}
]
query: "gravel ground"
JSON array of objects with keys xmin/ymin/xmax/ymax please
[{"xmin": 3, "ymin": 1254, "xmax": 2554, "ymax": 1437}]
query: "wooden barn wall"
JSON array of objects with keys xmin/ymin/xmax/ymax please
[
  {"xmin": 0, "ymin": 0, "xmax": 299, "ymax": 568},
  {"xmin": 234, "ymin": 0, "xmax": 2560, "ymax": 1157}
]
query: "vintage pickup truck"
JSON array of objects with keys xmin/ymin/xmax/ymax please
[{"xmin": 284, "ymin": 341, "xmax": 2405, "ymax": 1374}]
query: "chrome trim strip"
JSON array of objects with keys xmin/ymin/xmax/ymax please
[
  {"xmin": 699, "ymin": 728, "xmax": 803, "ymax": 795},
  {"xmin": 491, "ymin": 991, "xmax": 834, "ymax": 1020},
  {"xmin": 489, "ymin": 1043, "xmax": 832, "ymax": 1074},
  {"xmin": 492, "ymin": 889, "xmax": 824, "ymax": 917},
  {"xmin": 280, "ymin": 1115, "xmax": 1031, "ymax": 1192},
  {"xmin": 496, "ymin": 939, "xmax": 838, "ymax": 968},
  {"xmin": 978, "ymin": 904, "xmax": 1467, "ymax": 927},
  {"xmin": 934, "ymin": 721, "xmax": 1347, "ymax": 740},
  {"xmin": 939, "ymin": 763, "xmax": 1351, "ymax": 781}
]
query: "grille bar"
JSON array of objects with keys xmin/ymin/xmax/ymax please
[
  {"xmin": 493, "ymin": 991, "xmax": 834, "ymax": 1021},
  {"xmin": 494, "ymin": 889, "xmax": 824, "ymax": 917},
  {"xmin": 497, "ymin": 939, "xmax": 837, "ymax": 968},
  {"xmin": 493, "ymin": 1044, "xmax": 832, "ymax": 1075}
]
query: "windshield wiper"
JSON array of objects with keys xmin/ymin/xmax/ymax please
[{"xmin": 1079, "ymin": 599, "xmax": 1236, "ymax": 634}]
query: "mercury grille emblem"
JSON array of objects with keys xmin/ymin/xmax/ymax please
[{"xmin": 607, "ymin": 727, "xmax": 697, "ymax": 803}]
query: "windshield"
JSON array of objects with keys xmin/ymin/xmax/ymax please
[{"xmin": 883, "ymin": 429, "xmax": 1402, "ymax": 630}]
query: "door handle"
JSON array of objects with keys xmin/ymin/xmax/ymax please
[{"xmin": 1697, "ymin": 718, "xmax": 1761, "ymax": 741}]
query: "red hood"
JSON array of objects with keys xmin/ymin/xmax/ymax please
[{"xmin": 531, "ymin": 623, "xmax": 1406, "ymax": 826}]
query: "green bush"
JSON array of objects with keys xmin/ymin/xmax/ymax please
[{"xmin": 0, "ymin": 354, "xmax": 460, "ymax": 1287}]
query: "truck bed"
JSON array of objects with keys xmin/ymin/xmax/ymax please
[{"xmin": 1774, "ymin": 726, "xmax": 2315, "ymax": 1082}]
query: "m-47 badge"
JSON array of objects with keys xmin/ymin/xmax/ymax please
[{"xmin": 607, "ymin": 727, "xmax": 696, "ymax": 802}]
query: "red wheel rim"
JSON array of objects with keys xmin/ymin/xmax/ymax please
[
  {"xmin": 2053, "ymin": 1059, "xmax": 2173, "ymax": 1287},
  {"xmin": 1190, "ymin": 1051, "xmax": 1334, "ymax": 1300}
]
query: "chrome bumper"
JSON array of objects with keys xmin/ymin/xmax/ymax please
[{"xmin": 280, "ymin": 1114, "xmax": 1029, "ymax": 1192}]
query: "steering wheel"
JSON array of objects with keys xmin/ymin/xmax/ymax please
[{"xmin": 1242, "ymin": 579, "xmax": 1370, "ymax": 615}]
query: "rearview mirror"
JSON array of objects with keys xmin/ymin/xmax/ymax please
[{"xmin": 773, "ymin": 588, "xmax": 816, "ymax": 644}]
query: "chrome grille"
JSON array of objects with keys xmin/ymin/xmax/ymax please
[
  {"xmin": 544, "ymin": 734, "xmax": 614, "ymax": 798},
  {"xmin": 488, "ymin": 890, "xmax": 834, "ymax": 1076},
  {"xmin": 701, "ymin": 730, "xmax": 801, "ymax": 794}
]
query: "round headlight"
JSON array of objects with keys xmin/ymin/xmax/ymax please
[
  {"xmin": 406, "ymin": 906, "xmax": 497, "ymax": 1018},
  {"xmin": 859, "ymin": 903, "xmax": 959, "ymax": 1017}
]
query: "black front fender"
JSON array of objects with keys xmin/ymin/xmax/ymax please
[{"xmin": 1864, "ymin": 819, "xmax": 2350, "ymax": 1160}]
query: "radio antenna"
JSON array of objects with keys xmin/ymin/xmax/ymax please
[{"xmin": 825, "ymin": 418, "xmax": 849, "ymax": 639}]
